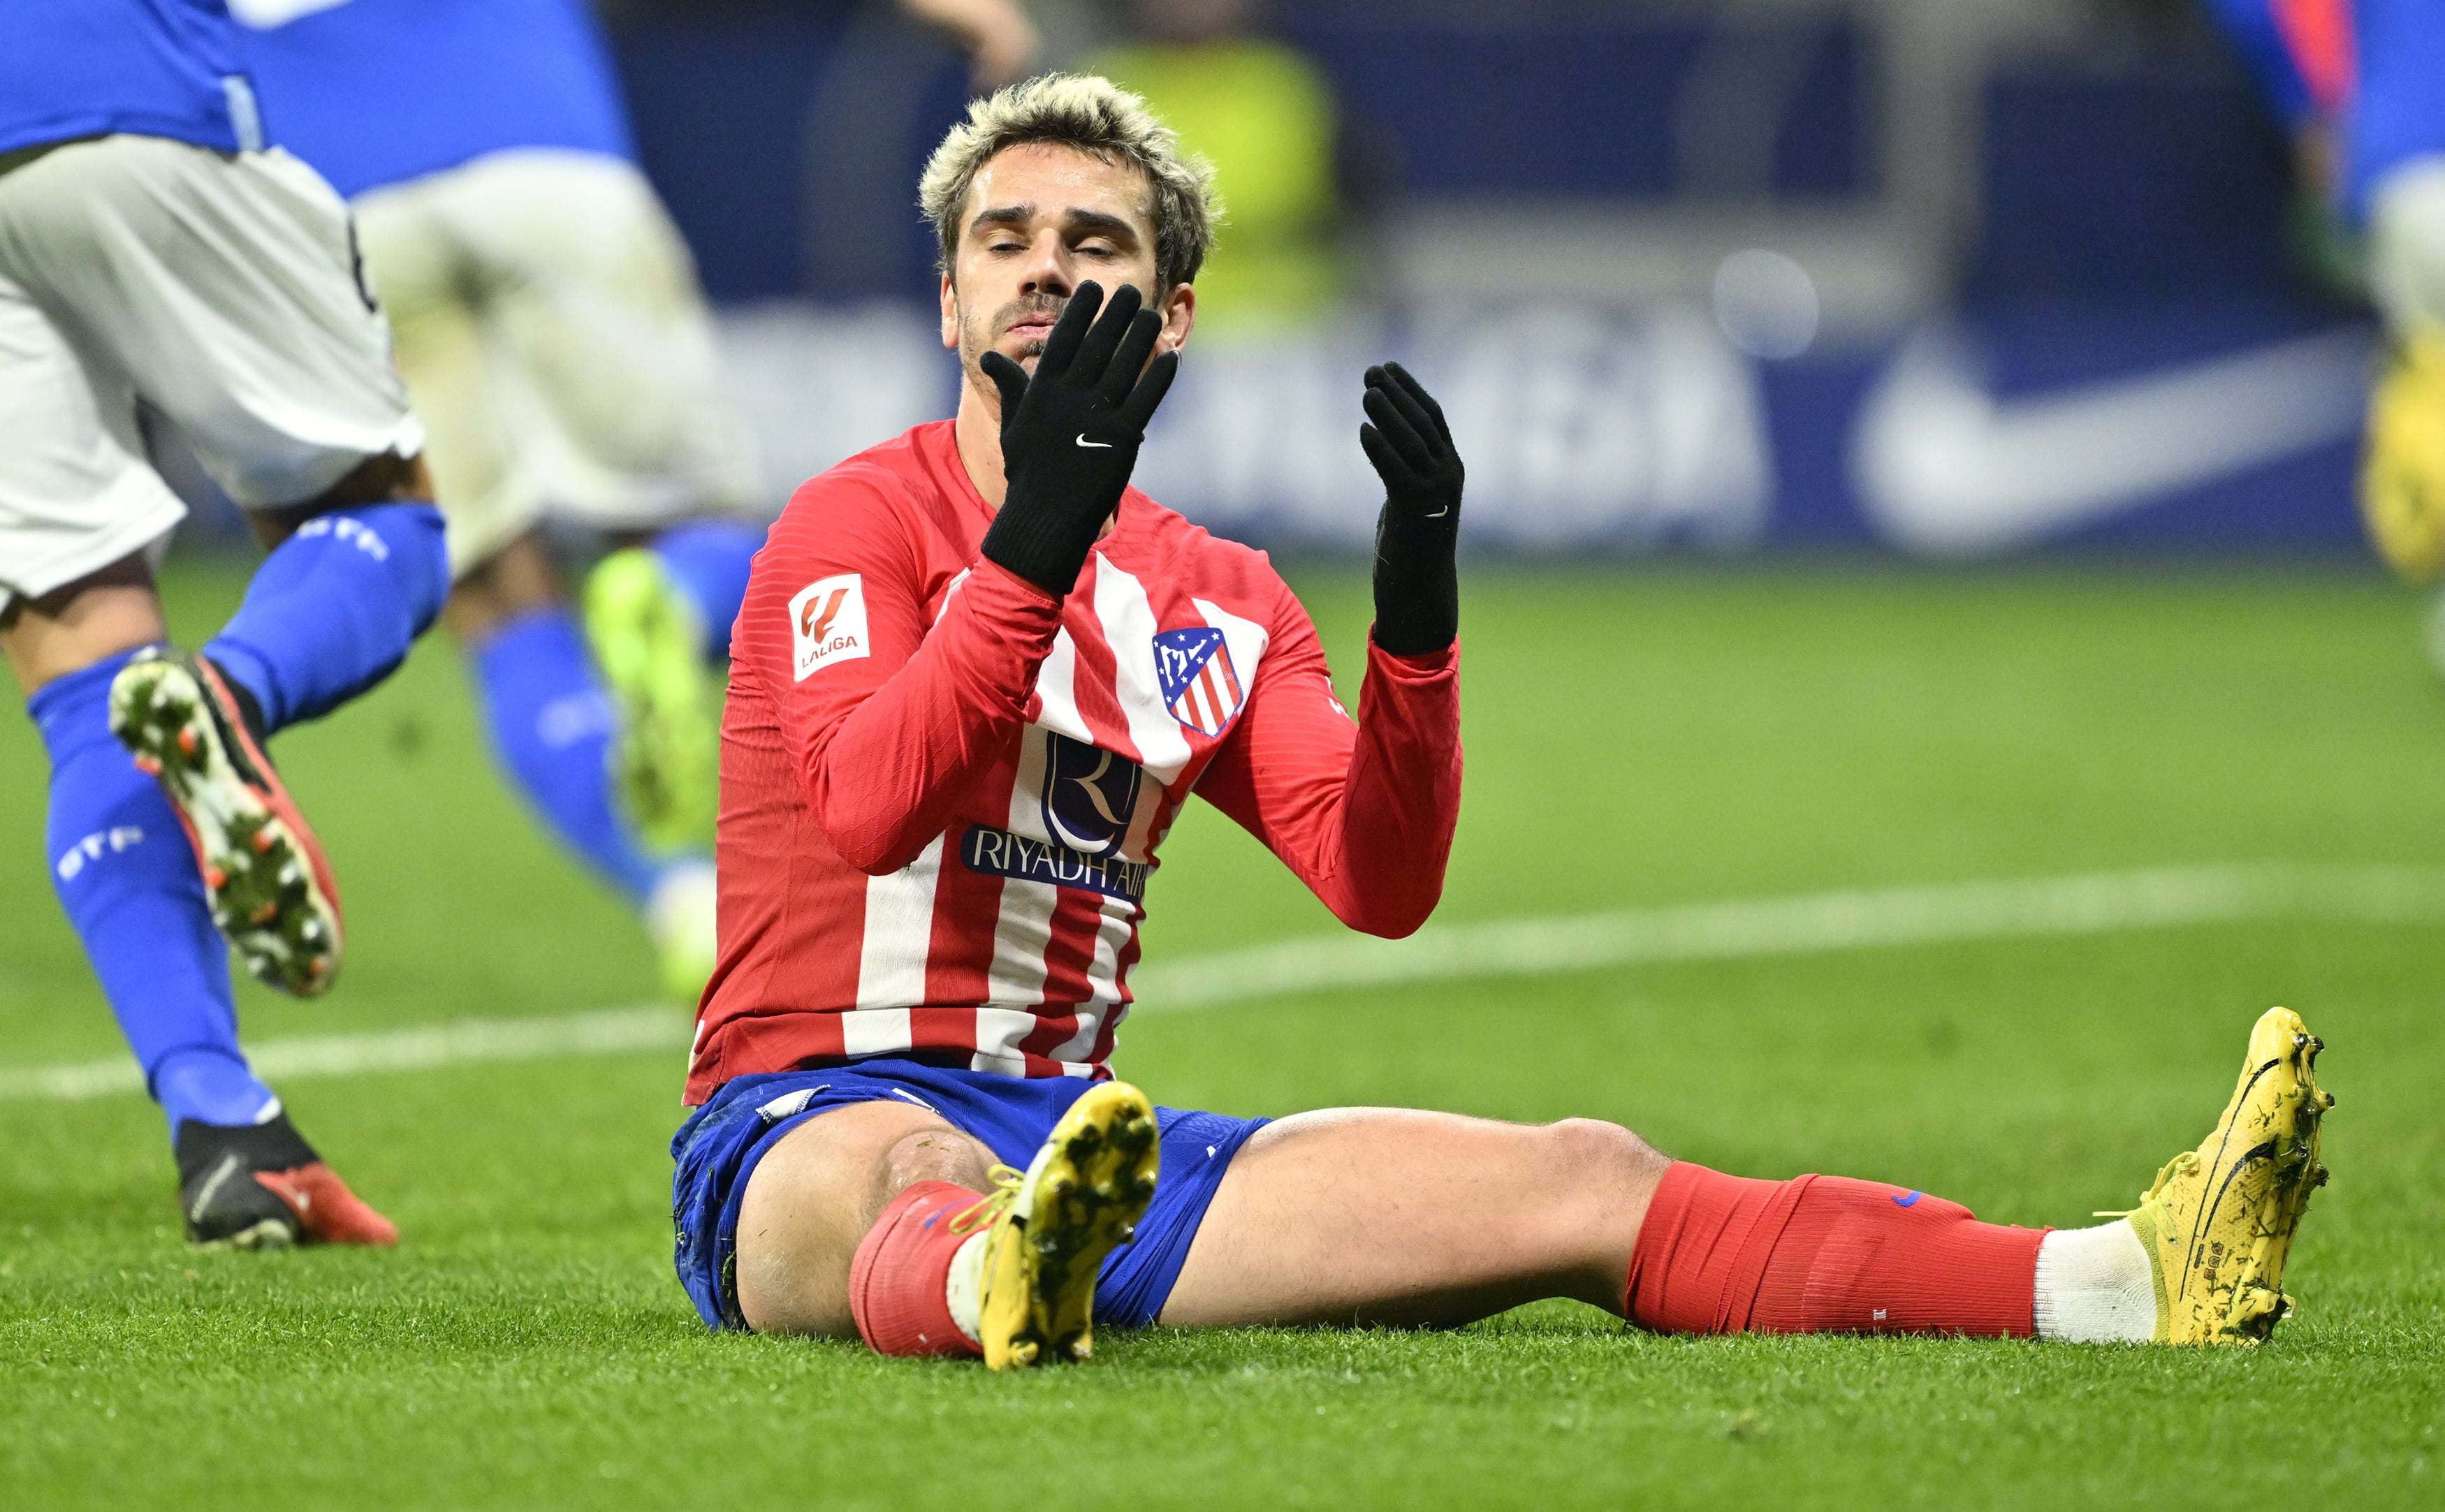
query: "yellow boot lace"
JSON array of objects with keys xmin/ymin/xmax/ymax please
[
  {"xmin": 2094, "ymin": 1150, "xmax": 2198, "ymax": 1219},
  {"xmin": 947, "ymin": 1164, "xmax": 1026, "ymax": 1236}
]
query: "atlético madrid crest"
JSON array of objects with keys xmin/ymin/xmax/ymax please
[{"xmin": 1152, "ymin": 626, "xmax": 1244, "ymax": 737}]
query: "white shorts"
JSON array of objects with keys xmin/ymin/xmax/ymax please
[
  {"xmin": 2370, "ymin": 154, "xmax": 2445, "ymax": 339},
  {"xmin": 351, "ymin": 149, "xmax": 759, "ymax": 578},
  {"xmin": 0, "ymin": 135, "xmax": 423, "ymax": 607}
]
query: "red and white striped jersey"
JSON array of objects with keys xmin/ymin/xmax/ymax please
[{"xmin": 687, "ymin": 420, "xmax": 1461, "ymax": 1103}]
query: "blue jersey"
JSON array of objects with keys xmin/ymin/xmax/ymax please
[
  {"xmin": 3, "ymin": 0, "xmax": 261, "ymax": 159},
  {"xmin": 236, "ymin": 0, "xmax": 633, "ymax": 198},
  {"xmin": 2350, "ymin": 0, "xmax": 2445, "ymax": 214}
]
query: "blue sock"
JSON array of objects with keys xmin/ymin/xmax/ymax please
[
  {"xmin": 472, "ymin": 607, "xmax": 666, "ymax": 905},
  {"xmin": 651, "ymin": 520, "xmax": 762, "ymax": 660},
  {"xmin": 31, "ymin": 652, "xmax": 278, "ymax": 1136},
  {"xmin": 204, "ymin": 501, "xmax": 450, "ymax": 733}
]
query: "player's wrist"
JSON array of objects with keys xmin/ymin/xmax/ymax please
[
  {"xmin": 1365, "ymin": 626, "xmax": 1460, "ymax": 669},
  {"xmin": 1369, "ymin": 610, "xmax": 1457, "ymax": 658},
  {"xmin": 979, "ymin": 491, "xmax": 1098, "ymax": 597}
]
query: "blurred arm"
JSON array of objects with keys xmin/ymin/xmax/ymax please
[
  {"xmin": 1195, "ymin": 591, "xmax": 1463, "ymax": 939},
  {"xmin": 896, "ymin": 0, "xmax": 1042, "ymax": 89}
]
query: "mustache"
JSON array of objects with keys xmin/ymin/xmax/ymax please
[{"xmin": 993, "ymin": 294, "xmax": 1068, "ymax": 343}]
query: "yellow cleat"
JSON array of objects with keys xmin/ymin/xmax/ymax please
[
  {"xmin": 2107, "ymin": 1007, "xmax": 2334, "ymax": 1345},
  {"xmin": 953, "ymin": 1082, "xmax": 1160, "ymax": 1371},
  {"xmin": 2362, "ymin": 333, "xmax": 2445, "ymax": 586}
]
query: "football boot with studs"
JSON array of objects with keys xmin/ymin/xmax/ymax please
[
  {"xmin": 949, "ymin": 1081, "xmax": 1160, "ymax": 1370},
  {"xmin": 108, "ymin": 649, "xmax": 342, "ymax": 997},
  {"xmin": 2101, "ymin": 1006, "xmax": 2333, "ymax": 1344}
]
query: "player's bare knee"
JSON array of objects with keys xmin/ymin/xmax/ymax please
[
  {"xmin": 873, "ymin": 1123, "xmax": 995, "ymax": 1210},
  {"xmin": 1543, "ymin": 1118, "xmax": 1669, "ymax": 1194}
]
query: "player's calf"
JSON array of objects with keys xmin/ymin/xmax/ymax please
[{"xmin": 1623, "ymin": 1006, "xmax": 2333, "ymax": 1345}]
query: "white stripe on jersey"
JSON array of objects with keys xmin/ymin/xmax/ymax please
[
  {"xmin": 1195, "ymin": 597, "xmax": 1272, "ymax": 697},
  {"xmin": 982, "ymin": 632, "xmax": 1081, "ymax": 1006},
  {"xmin": 1030, "ymin": 625, "xmax": 1088, "ymax": 740},
  {"xmin": 1049, "ymin": 1006, "xmax": 1104, "ymax": 1075},
  {"xmin": 971, "ymin": 1006, "xmax": 1045, "ymax": 1076},
  {"xmin": 856, "ymin": 835, "xmax": 943, "ymax": 1008},
  {"xmin": 1092, "ymin": 558, "xmax": 1194, "ymax": 782},
  {"xmin": 986, "ymin": 722, "xmax": 1058, "ymax": 1007},
  {"xmin": 840, "ymin": 1006, "xmax": 914, "ymax": 1057},
  {"xmin": 1083, "ymin": 896, "xmax": 1134, "ymax": 1006}
]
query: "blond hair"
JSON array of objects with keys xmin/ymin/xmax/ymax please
[{"xmin": 919, "ymin": 73, "xmax": 1222, "ymax": 295}]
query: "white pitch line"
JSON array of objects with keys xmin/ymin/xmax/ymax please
[
  {"xmin": 1127, "ymin": 861, "xmax": 2445, "ymax": 1009},
  {"xmin": 0, "ymin": 1006, "xmax": 685, "ymax": 1104},
  {"xmin": 5, "ymin": 863, "xmax": 2442, "ymax": 1103}
]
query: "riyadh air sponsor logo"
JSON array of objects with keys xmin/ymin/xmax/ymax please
[
  {"xmin": 960, "ymin": 824, "xmax": 1149, "ymax": 903},
  {"xmin": 1151, "ymin": 626, "xmax": 1243, "ymax": 737},
  {"xmin": 1040, "ymin": 732, "xmax": 1143, "ymax": 858},
  {"xmin": 1853, "ymin": 323, "xmax": 2374, "ymax": 556},
  {"xmin": 790, "ymin": 573, "xmax": 869, "ymax": 680}
]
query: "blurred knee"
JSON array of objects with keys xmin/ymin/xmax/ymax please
[
  {"xmin": 251, "ymin": 451, "xmax": 434, "ymax": 545},
  {"xmin": 442, "ymin": 532, "xmax": 560, "ymax": 643}
]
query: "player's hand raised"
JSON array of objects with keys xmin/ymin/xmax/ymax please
[
  {"xmin": 978, "ymin": 281, "xmax": 1178, "ymax": 596},
  {"xmin": 1361, "ymin": 362, "xmax": 1464, "ymax": 656}
]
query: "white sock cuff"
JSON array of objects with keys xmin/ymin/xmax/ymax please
[
  {"xmin": 944, "ymin": 1231, "xmax": 989, "ymax": 1346},
  {"xmin": 2033, "ymin": 1220, "xmax": 2156, "ymax": 1344}
]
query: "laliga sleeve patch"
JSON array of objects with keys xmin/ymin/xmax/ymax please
[{"xmin": 790, "ymin": 573, "xmax": 870, "ymax": 680}]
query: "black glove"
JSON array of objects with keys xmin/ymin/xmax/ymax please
[
  {"xmin": 1360, "ymin": 362, "xmax": 1465, "ymax": 656},
  {"xmin": 977, "ymin": 281, "xmax": 1179, "ymax": 596}
]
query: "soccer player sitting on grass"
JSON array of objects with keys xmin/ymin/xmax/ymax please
[{"xmin": 671, "ymin": 76, "xmax": 2335, "ymax": 1367}]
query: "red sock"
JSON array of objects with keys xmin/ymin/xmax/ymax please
[
  {"xmin": 1623, "ymin": 1163, "xmax": 2044, "ymax": 1337},
  {"xmin": 847, "ymin": 1180, "xmax": 986, "ymax": 1357}
]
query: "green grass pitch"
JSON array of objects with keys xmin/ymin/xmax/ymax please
[{"xmin": 3, "ymin": 557, "xmax": 2442, "ymax": 1509}]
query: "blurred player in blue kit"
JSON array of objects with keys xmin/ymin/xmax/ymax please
[
  {"xmin": 2, "ymin": 0, "xmax": 450, "ymax": 1247},
  {"xmin": 233, "ymin": 0, "xmax": 1042, "ymax": 1000},
  {"xmin": 2205, "ymin": 0, "xmax": 2445, "ymax": 586}
]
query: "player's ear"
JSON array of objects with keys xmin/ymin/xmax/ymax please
[
  {"xmin": 1155, "ymin": 282, "xmax": 1195, "ymax": 360},
  {"xmin": 938, "ymin": 272, "xmax": 960, "ymax": 352}
]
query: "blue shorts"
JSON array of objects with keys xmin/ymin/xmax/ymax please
[{"xmin": 669, "ymin": 1059, "xmax": 1268, "ymax": 1332}]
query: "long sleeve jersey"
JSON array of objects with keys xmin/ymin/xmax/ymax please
[{"xmin": 685, "ymin": 420, "xmax": 1463, "ymax": 1103}]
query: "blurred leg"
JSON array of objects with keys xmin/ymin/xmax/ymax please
[
  {"xmin": 474, "ymin": 152, "xmax": 756, "ymax": 515},
  {"xmin": 643, "ymin": 518, "xmax": 764, "ymax": 659},
  {"xmin": 453, "ymin": 531, "xmax": 673, "ymax": 906},
  {"xmin": 6, "ymin": 564, "xmax": 283, "ymax": 1144}
]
